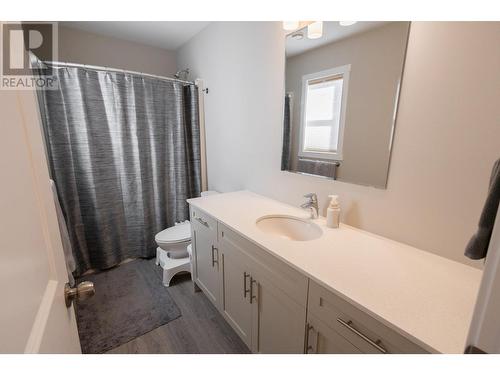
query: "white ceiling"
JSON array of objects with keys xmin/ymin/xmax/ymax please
[
  {"xmin": 286, "ymin": 21, "xmax": 391, "ymax": 57},
  {"xmin": 59, "ymin": 21, "xmax": 211, "ymax": 51}
]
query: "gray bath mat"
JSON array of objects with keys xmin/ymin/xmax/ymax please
[{"xmin": 75, "ymin": 258, "xmax": 181, "ymax": 354}]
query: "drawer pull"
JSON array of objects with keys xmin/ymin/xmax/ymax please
[
  {"xmin": 196, "ymin": 217, "xmax": 209, "ymax": 228},
  {"xmin": 243, "ymin": 272, "xmax": 250, "ymax": 299},
  {"xmin": 336, "ymin": 318, "xmax": 387, "ymax": 354}
]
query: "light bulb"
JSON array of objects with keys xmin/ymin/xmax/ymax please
[
  {"xmin": 282, "ymin": 21, "xmax": 299, "ymax": 31},
  {"xmin": 307, "ymin": 21, "xmax": 323, "ymax": 39},
  {"xmin": 339, "ymin": 21, "xmax": 357, "ymax": 26}
]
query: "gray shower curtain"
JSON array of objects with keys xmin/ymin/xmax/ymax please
[{"xmin": 36, "ymin": 64, "xmax": 201, "ymax": 276}]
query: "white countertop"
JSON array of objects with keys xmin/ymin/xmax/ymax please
[{"xmin": 187, "ymin": 191, "xmax": 482, "ymax": 353}]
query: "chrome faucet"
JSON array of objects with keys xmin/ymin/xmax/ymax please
[{"xmin": 301, "ymin": 193, "xmax": 319, "ymax": 219}]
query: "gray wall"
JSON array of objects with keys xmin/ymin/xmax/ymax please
[
  {"xmin": 180, "ymin": 21, "xmax": 500, "ymax": 267},
  {"xmin": 286, "ymin": 22, "xmax": 409, "ymax": 187},
  {"xmin": 58, "ymin": 25, "xmax": 177, "ymax": 76}
]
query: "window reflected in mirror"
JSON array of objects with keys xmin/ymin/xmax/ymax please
[{"xmin": 300, "ymin": 65, "xmax": 349, "ymax": 161}]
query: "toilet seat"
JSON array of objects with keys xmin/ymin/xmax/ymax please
[{"xmin": 155, "ymin": 221, "xmax": 191, "ymax": 245}]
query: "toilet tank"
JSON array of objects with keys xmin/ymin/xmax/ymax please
[{"xmin": 201, "ymin": 190, "xmax": 219, "ymax": 197}]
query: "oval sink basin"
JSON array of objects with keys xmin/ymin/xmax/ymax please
[{"xmin": 256, "ymin": 215, "xmax": 323, "ymax": 241}]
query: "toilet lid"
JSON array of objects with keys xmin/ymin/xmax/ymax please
[{"xmin": 155, "ymin": 221, "xmax": 191, "ymax": 244}]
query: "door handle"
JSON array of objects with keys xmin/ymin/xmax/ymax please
[
  {"xmin": 243, "ymin": 272, "xmax": 250, "ymax": 299},
  {"xmin": 211, "ymin": 245, "xmax": 219, "ymax": 267},
  {"xmin": 64, "ymin": 281, "xmax": 95, "ymax": 307}
]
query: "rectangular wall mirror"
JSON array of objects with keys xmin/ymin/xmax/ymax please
[{"xmin": 281, "ymin": 22, "xmax": 410, "ymax": 188}]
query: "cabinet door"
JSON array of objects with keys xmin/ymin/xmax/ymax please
[
  {"xmin": 306, "ymin": 314, "xmax": 361, "ymax": 354},
  {"xmin": 221, "ymin": 247, "xmax": 253, "ymax": 348},
  {"xmin": 191, "ymin": 209, "xmax": 221, "ymax": 308},
  {"xmin": 252, "ymin": 274, "xmax": 307, "ymax": 353}
]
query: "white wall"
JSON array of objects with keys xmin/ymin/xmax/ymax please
[
  {"xmin": 177, "ymin": 21, "xmax": 500, "ymax": 267},
  {"xmin": 58, "ymin": 25, "xmax": 178, "ymax": 76}
]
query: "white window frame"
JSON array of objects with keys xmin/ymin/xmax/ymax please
[{"xmin": 298, "ymin": 64, "xmax": 350, "ymax": 161}]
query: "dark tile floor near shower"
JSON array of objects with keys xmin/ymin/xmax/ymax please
[{"xmin": 105, "ymin": 271, "xmax": 249, "ymax": 354}]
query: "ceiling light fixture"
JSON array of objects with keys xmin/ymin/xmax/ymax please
[
  {"xmin": 339, "ymin": 21, "xmax": 357, "ymax": 26},
  {"xmin": 282, "ymin": 21, "xmax": 300, "ymax": 31},
  {"xmin": 307, "ymin": 21, "xmax": 323, "ymax": 39}
]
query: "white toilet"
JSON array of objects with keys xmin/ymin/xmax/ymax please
[
  {"xmin": 155, "ymin": 191, "xmax": 218, "ymax": 286},
  {"xmin": 155, "ymin": 222, "xmax": 191, "ymax": 286}
]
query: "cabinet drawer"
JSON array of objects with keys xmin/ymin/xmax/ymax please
[
  {"xmin": 308, "ymin": 281, "xmax": 428, "ymax": 354},
  {"xmin": 219, "ymin": 223, "xmax": 308, "ymax": 307},
  {"xmin": 190, "ymin": 206, "xmax": 218, "ymax": 234},
  {"xmin": 307, "ymin": 313, "xmax": 362, "ymax": 354}
]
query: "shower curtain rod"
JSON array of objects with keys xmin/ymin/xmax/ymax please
[{"xmin": 42, "ymin": 60, "xmax": 197, "ymax": 86}]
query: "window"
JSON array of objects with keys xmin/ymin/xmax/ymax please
[{"xmin": 299, "ymin": 65, "xmax": 350, "ymax": 160}]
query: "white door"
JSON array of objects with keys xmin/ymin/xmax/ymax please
[{"xmin": 0, "ymin": 87, "xmax": 81, "ymax": 353}]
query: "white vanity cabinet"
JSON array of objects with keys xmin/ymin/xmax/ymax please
[
  {"xmin": 190, "ymin": 207, "xmax": 222, "ymax": 309},
  {"xmin": 187, "ymin": 192, "xmax": 482, "ymax": 354},
  {"xmin": 218, "ymin": 224, "xmax": 308, "ymax": 353},
  {"xmin": 189, "ymin": 206, "xmax": 428, "ymax": 354}
]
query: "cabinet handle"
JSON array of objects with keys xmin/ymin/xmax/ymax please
[
  {"xmin": 249, "ymin": 277, "xmax": 257, "ymax": 304},
  {"xmin": 305, "ymin": 323, "xmax": 316, "ymax": 353},
  {"xmin": 211, "ymin": 245, "xmax": 218, "ymax": 267},
  {"xmin": 243, "ymin": 272, "xmax": 250, "ymax": 299},
  {"xmin": 196, "ymin": 217, "xmax": 209, "ymax": 228},
  {"xmin": 336, "ymin": 318, "xmax": 387, "ymax": 354}
]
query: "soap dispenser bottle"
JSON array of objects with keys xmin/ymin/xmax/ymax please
[{"xmin": 326, "ymin": 195, "xmax": 340, "ymax": 228}]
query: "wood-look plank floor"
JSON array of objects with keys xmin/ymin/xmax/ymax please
[{"xmin": 105, "ymin": 273, "xmax": 250, "ymax": 354}]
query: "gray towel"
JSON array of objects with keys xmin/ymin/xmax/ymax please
[
  {"xmin": 465, "ymin": 158, "xmax": 500, "ymax": 260},
  {"xmin": 297, "ymin": 158, "xmax": 339, "ymax": 179}
]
